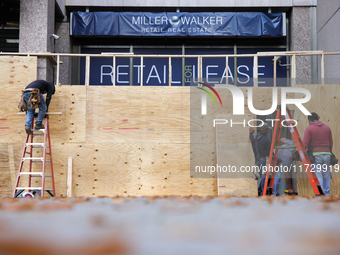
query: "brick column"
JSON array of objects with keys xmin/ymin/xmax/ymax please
[{"xmin": 290, "ymin": 7, "xmax": 312, "ymax": 84}]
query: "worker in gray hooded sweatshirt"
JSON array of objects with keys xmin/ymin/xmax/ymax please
[{"xmin": 276, "ymin": 138, "xmax": 300, "ymax": 195}]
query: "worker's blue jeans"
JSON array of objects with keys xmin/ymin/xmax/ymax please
[
  {"xmin": 314, "ymin": 154, "xmax": 331, "ymax": 196},
  {"xmin": 24, "ymin": 92, "xmax": 47, "ymax": 127},
  {"xmin": 257, "ymin": 157, "xmax": 281, "ymax": 196}
]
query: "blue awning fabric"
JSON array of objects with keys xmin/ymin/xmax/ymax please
[{"xmin": 71, "ymin": 12, "xmax": 283, "ymax": 37}]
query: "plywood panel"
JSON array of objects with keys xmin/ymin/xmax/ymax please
[
  {"xmin": 215, "ymin": 115, "xmax": 258, "ymax": 196},
  {"xmin": 190, "ymin": 87, "xmax": 282, "ymax": 197},
  {"xmin": 189, "ymin": 87, "xmax": 288, "ymax": 144},
  {"xmin": 0, "ymin": 143, "xmax": 24, "ymax": 197},
  {"xmin": 139, "ymin": 143, "xmax": 216, "ymax": 196},
  {"xmin": 0, "ymin": 144, "xmax": 11, "ymax": 196},
  {"xmin": 294, "ymin": 84, "xmax": 340, "ymax": 196},
  {"xmin": 190, "ymin": 144, "xmax": 217, "ymax": 178},
  {"xmin": 0, "ymin": 56, "xmax": 37, "ymax": 86},
  {"xmin": 52, "ymin": 142, "xmax": 141, "ymax": 197},
  {"xmin": 86, "ymin": 86, "xmax": 190, "ymax": 144},
  {"xmin": 0, "ymin": 57, "xmax": 37, "ymax": 144},
  {"xmin": 48, "ymin": 85, "xmax": 86, "ymax": 143},
  {"xmin": 51, "ymin": 142, "xmax": 216, "ymax": 197},
  {"xmin": 0, "ymin": 56, "xmax": 37, "ymax": 197}
]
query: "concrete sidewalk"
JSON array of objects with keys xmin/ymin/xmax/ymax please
[{"xmin": 0, "ymin": 196, "xmax": 339, "ymax": 255}]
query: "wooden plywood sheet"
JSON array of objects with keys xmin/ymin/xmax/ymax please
[
  {"xmin": 0, "ymin": 143, "xmax": 25, "ymax": 197},
  {"xmin": 140, "ymin": 143, "xmax": 216, "ymax": 196},
  {"xmin": 51, "ymin": 142, "xmax": 216, "ymax": 197},
  {"xmin": 190, "ymin": 144, "xmax": 217, "ymax": 178},
  {"xmin": 0, "ymin": 57, "xmax": 37, "ymax": 144},
  {"xmin": 0, "ymin": 56, "xmax": 37, "ymax": 86},
  {"xmin": 0, "ymin": 56, "xmax": 37, "ymax": 197},
  {"xmin": 48, "ymin": 85, "xmax": 86, "ymax": 143},
  {"xmin": 0, "ymin": 144, "xmax": 12, "ymax": 196},
  {"xmin": 216, "ymin": 121, "xmax": 257, "ymax": 196},
  {"xmin": 86, "ymin": 86, "xmax": 190, "ymax": 144},
  {"xmin": 294, "ymin": 84, "xmax": 340, "ymax": 196},
  {"xmin": 52, "ymin": 142, "xmax": 141, "ymax": 197},
  {"xmin": 191, "ymin": 87, "xmax": 279, "ymax": 197}
]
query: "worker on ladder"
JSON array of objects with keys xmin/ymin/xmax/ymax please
[{"xmin": 23, "ymin": 80, "xmax": 55, "ymax": 134}]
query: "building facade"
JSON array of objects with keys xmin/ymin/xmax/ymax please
[{"xmin": 2, "ymin": 0, "xmax": 338, "ymax": 85}]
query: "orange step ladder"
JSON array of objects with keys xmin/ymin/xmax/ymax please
[
  {"xmin": 263, "ymin": 106, "xmax": 324, "ymax": 196},
  {"xmin": 13, "ymin": 116, "xmax": 55, "ymax": 198}
]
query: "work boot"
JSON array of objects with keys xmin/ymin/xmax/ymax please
[
  {"xmin": 34, "ymin": 123, "xmax": 45, "ymax": 130},
  {"xmin": 25, "ymin": 125, "xmax": 32, "ymax": 135},
  {"xmin": 252, "ymin": 170, "xmax": 260, "ymax": 180},
  {"xmin": 252, "ymin": 173, "xmax": 259, "ymax": 180}
]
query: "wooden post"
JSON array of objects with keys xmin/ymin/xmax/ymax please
[
  {"xmin": 291, "ymin": 54, "xmax": 296, "ymax": 87},
  {"xmin": 216, "ymin": 124, "xmax": 220, "ymax": 196},
  {"xmin": 140, "ymin": 56, "xmax": 143, "ymax": 86},
  {"xmin": 56, "ymin": 55, "xmax": 60, "ymax": 85},
  {"xmin": 273, "ymin": 55, "xmax": 277, "ymax": 87},
  {"xmin": 85, "ymin": 55, "xmax": 90, "ymax": 86},
  {"xmin": 113, "ymin": 56, "xmax": 116, "ymax": 86},
  {"xmin": 253, "ymin": 55, "xmax": 258, "ymax": 87},
  {"xmin": 169, "ymin": 57, "xmax": 171, "ymax": 86},
  {"xmin": 67, "ymin": 157, "xmax": 72, "ymax": 197},
  {"xmin": 225, "ymin": 56, "xmax": 228, "ymax": 84},
  {"xmin": 198, "ymin": 57, "xmax": 202, "ymax": 83},
  {"xmin": 321, "ymin": 53, "xmax": 325, "ymax": 84},
  {"xmin": 200, "ymin": 56, "xmax": 203, "ymax": 83}
]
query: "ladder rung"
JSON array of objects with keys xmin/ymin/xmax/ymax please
[
  {"xmin": 31, "ymin": 160, "xmax": 50, "ymax": 163},
  {"xmin": 16, "ymin": 187, "xmax": 42, "ymax": 190},
  {"xmin": 274, "ymin": 145, "xmax": 296, "ymax": 149},
  {"xmin": 32, "ymin": 128, "xmax": 45, "ymax": 131},
  {"xmin": 19, "ymin": 172, "xmax": 43, "ymax": 175},
  {"xmin": 26, "ymin": 143, "xmax": 45, "ymax": 147},
  {"xmin": 33, "ymin": 134, "xmax": 44, "ymax": 136},
  {"xmin": 22, "ymin": 157, "xmax": 43, "ymax": 161},
  {"xmin": 30, "ymin": 175, "xmax": 52, "ymax": 178},
  {"xmin": 19, "ymin": 173, "xmax": 52, "ymax": 178}
]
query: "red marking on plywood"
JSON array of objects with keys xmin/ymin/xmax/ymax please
[
  {"xmin": 0, "ymin": 119, "xmax": 7, "ymax": 121},
  {"xmin": 0, "ymin": 127, "xmax": 10, "ymax": 129},
  {"xmin": 219, "ymin": 186, "xmax": 226, "ymax": 188},
  {"xmin": 123, "ymin": 119, "xmax": 128, "ymax": 121}
]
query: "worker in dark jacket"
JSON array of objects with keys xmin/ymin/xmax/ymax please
[
  {"xmin": 23, "ymin": 80, "xmax": 55, "ymax": 134},
  {"xmin": 249, "ymin": 123, "xmax": 280, "ymax": 196}
]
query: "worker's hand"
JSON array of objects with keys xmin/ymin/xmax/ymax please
[{"xmin": 249, "ymin": 127, "xmax": 255, "ymax": 133}]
